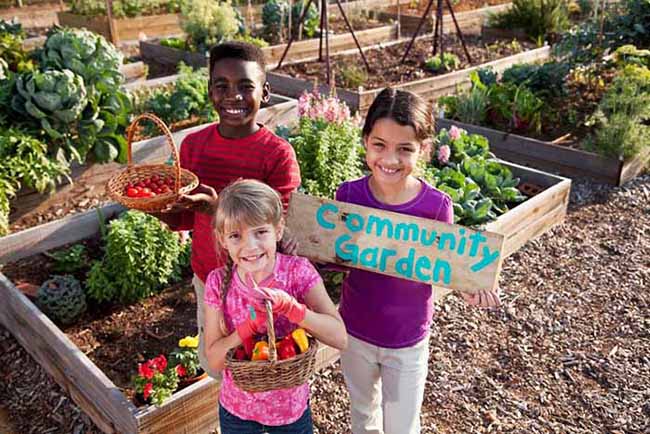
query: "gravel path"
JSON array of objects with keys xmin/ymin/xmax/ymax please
[{"xmin": 2, "ymin": 173, "xmax": 649, "ymax": 433}]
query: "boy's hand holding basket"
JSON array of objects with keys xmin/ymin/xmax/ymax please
[{"xmin": 107, "ymin": 113, "xmax": 199, "ymax": 213}]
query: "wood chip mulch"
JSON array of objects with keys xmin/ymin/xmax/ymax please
[{"xmin": 1, "ymin": 172, "xmax": 649, "ymax": 433}]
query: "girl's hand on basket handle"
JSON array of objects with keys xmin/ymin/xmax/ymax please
[
  {"xmin": 244, "ymin": 274, "xmax": 306, "ymax": 324},
  {"xmin": 178, "ymin": 184, "xmax": 218, "ymax": 214}
]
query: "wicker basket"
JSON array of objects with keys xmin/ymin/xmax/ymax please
[
  {"xmin": 225, "ymin": 301, "xmax": 319, "ymax": 393},
  {"xmin": 106, "ymin": 113, "xmax": 199, "ymax": 212}
]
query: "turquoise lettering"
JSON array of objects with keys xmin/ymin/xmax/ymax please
[
  {"xmin": 470, "ymin": 246, "xmax": 500, "ymax": 272},
  {"xmin": 469, "ymin": 232, "xmax": 487, "ymax": 257},
  {"xmin": 366, "ymin": 215, "xmax": 394, "ymax": 238},
  {"xmin": 415, "ymin": 256, "xmax": 431, "ymax": 282},
  {"xmin": 379, "ymin": 248, "xmax": 397, "ymax": 272},
  {"xmin": 420, "ymin": 229, "xmax": 437, "ymax": 246},
  {"xmin": 457, "ymin": 228, "xmax": 467, "ymax": 255},
  {"xmin": 432, "ymin": 259, "xmax": 451, "ymax": 284},
  {"xmin": 395, "ymin": 248, "xmax": 416, "ymax": 278},
  {"xmin": 395, "ymin": 223, "xmax": 419, "ymax": 242},
  {"xmin": 360, "ymin": 247, "xmax": 379, "ymax": 268},
  {"xmin": 345, "ymin": 212, "xmax": 364, "ymax": 233},
  {"xmin": 438, "ymin": 232, "xmax": 456, "ymax": 251},
  {"xmin": 316, "ymin": 203, "xmax": 338, "ymax": 230},
  {"xmin": 334, "ymin": 234, "xmax": 359, "ymax": 264}
]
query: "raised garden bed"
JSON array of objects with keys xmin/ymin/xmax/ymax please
[
  {"xmin": 269, "ymin": 37, "xmax": 549, "ymax": 113},
  {"xmin": 139, "ymin": 22, "xmax": 400, "ymax": 78},
  {"xmin": 0, "ymin": 0, "xmax": 65, "ymax": 30},
  {"xmin": 0, "ymin": 155, "xmax": 569, "ymax": 432},
  {"xmin": 0, "ymin": 203, "xmax": 341, "ymax": 433},
  {"xmin": 437, "ymin": 118, "xmax": 650, "ymax": 185},
  {"xmin": 8, "ymin": 99, "xmax": 298, "ymax": 234},
  {"xmin": 57, "ymin": 11, "xmax": 182, "ymax": 44},
  {"xmin": 379, "ymin": 2, "xmax": 512, "ymax": 36}
]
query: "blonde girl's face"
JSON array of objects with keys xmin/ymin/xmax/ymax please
[
  {"xmin": 364, "ymin": 117, "xmax": 426, "ymax": 187},
  {"xmin": 221, "ymin": 221, "xmax": 284, "ymax": 282}
]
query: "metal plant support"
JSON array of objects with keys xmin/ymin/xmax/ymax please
[
  {"xmin": 276, "ymin": 0, "xmax": 372, "ymax": 88},
  {"xmin": 400, "ymin": 0, "xmax": 472, "ymax": 65}
]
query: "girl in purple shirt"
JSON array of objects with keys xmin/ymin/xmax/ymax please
[{"xmin": 337, "ymin": 88, "xmax": 501, "ymax": 434}]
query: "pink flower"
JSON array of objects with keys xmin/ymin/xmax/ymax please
[
  {"xmin": 437, "ymin": 144, "xmax": 451, "ymax": 164},
  {"xmin": 449, "ymin": 126, "xmax": 463, "ymax": 140},
  {"xmin": 297, "ymin": 89, "xmax": 351, "ymax": 124},
  {"xmin": 143, "ymin": 382, "xmax": 153, "ymax": 400}
]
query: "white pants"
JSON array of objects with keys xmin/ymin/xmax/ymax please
[
  {"xmin": 193, "ymin": 274, "xmax": 222, "ymax": 380},
  {"xmin": 340, "ymin": 334, "xmax": 430, "ymax": 434}
]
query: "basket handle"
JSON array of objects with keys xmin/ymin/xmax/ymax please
[
  {"xmin": 125, "ymin": 113, "xmax": 182, "ymax": 195},
  {"xmin": 265, "ymin": 300, "xmax": 278, "ymax": 364}
]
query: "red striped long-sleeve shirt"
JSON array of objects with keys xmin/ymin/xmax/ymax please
[{"xmin": 175, "ymin": 124, "xmax": 301, "ymax": 282}]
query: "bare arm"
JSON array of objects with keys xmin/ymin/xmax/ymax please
[
  {"xmin": 203, "ymin": 305, "xmax": 242, "ymax": 373},
  {"xmin": 297, "ymin": 281, "xmax": 348, "ymax": 351}
]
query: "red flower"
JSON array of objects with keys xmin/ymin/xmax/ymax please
[
  {"xmin": 143, "ymin": 383, "xmax": 153, "ymax": 400},
  {"xmin": 175, "ymin": 364, "xmax": 187, "ymax": 377},
  {"xmin": 138, "ymin": 362, "xmax": 154, "ymax": 380},
  {"xmin": 154, "ymin": 355, "xmax": 167, "ymax": 372}
]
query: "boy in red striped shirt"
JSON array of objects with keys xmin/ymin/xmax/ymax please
[{"xmin": 153, "ymin": 42, "xmax": 301, "ymax": 377}]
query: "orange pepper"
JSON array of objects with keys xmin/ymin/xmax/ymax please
[
  {"xmin": 291, "ymin": 328, "xmax": 309, "ymax": 353},
  {"xmin": 251, "ymin": 341, "xmax": 269, "ymax": 361}
]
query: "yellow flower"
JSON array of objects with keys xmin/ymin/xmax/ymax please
[{"xmin": 179, "ymin": 335, "xmax": 199, "ymax": 348}]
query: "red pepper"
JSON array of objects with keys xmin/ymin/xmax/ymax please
[
  {"xmin": 277, "ymin": 335, "xmax": 297, "ymax": 360},
  {"xmin": 234, "ymin": 346, "xmax": 247, "ymax": 361},
  {"xmin": 242, "ymin": 336, "xmax": 255, "ymax": 359}
]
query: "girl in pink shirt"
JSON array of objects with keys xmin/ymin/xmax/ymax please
[{"xmin": 203, "ymin": 179, "xmax": 347, "ymax": 433}]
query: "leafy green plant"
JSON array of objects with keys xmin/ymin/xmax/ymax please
[
  {"xmin": 136, "ymin": 63, "xmax": 217, "ymax": 130},
  {"xmin": 488, "ymin": 0, "xmax": 570, "ymax": 43},
  {"xmin": 0, "ymin": 19, "xmax": 23, "ymax": 36},
  {"xmin": 233, "ymin": 32, "xmax": 269, "ymax": 48},
  {"xmin": 584, "ymin": 65, "xmax": 650, "ymax": 158},
  {"xmin": 288, "ymin": 91, "xmax": 363, "ymax": 199},
  {"xmin": 85, "ymin": 210, "xmax": 187, "ymax": 304},
  {"xmin": 181, "ymin": 0, "xmax": 239, "ymax": 53},
  {"xmin": 36, "ymin": 275, "xmax": 87, "ymax": 325},
  {"xmin": 44, "ymin": 244, "xmax": 89, "ymax": 274},
  {"xmin": 0, "ymin": 30, "xmax": 35, "ymax": 74},
  {"xmin": 0, "ymin": 127, "xmax": 70, "ymax": 236},
  {"xmin": 69, "ymin": 0, "xmax": 182, "ymax": 18},
  {"xmin": 609, "ymin": 0, "xmax": 650, "ymax": 49},
  {"xmin": 160, "ymin": 37, "xmax": 187, "ymax": 50},
  {"xmin": 501, "ymin": 61, "xmax": 570, "ymax": 98},
  {"xmin": 170, "ymin": 335, "xmax": 201, "ymax": 378},
  {"xmin": 610, "ymin": 44, "xmax": 650, "ymax": 68},
  {"xmin": 339, "ymin": 64, "xmax": 368, "ymax": 89},
  {"xmin": 424, "ymin": 52, "xmax": 460, "ymax": 72},
  {"xmin": 262, "ymin": 0, "xmax": 319, "ymax": 43}
]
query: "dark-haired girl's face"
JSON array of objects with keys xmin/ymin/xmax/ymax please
[
  {"xmin": 210, "ymin": 58, "xmax": 270, "ymax": 138},
  {"xmin": 364, "ymin": 118, "xmax": 426, "ymax": 188}
]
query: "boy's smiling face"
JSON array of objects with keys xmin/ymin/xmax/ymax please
[{"xmin": 209, "ymin": 58, "xmax": 270, "ymax": 138}]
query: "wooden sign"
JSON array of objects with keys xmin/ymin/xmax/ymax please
[{"xmin": 287, "ymin": 193, "xmax": 505, "ymax": 293}]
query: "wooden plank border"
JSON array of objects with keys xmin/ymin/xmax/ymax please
[
  {"xmin": 436, "ymin": 118, "xmax": 650, "ymax": 185},
  {"xmin": 139, "ymin": 23, "xmax": 401, "ymax": 72},
  {"xmin": 267, "ymin": 46, "xmax": 551, "ymax": 113}
]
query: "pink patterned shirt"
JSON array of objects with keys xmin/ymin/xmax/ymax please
[{"xmin": 204, "ymin": 253, "xmax": 322, "ymax": 426}]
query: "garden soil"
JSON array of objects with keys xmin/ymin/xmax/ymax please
[
  {"xmin": 276, "ymin": 34, "xmax": 535, "ymax": 90},
  {"xmin": 1, "ymin": 172, "xmax": 650, "ymax": 433}
]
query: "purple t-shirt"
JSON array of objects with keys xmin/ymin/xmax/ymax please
[{"xmin": 335, "ymin": 176, "xmax": 453, "ymax": 349}]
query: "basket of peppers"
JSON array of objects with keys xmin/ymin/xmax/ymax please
[{"xmin": 225, "ymin": 300, "xmax": 318, "ymax": 393}]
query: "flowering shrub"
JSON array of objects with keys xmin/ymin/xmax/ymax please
[
  {"xmin": 170, "ymin": 335, "xmax": 202, "ymax": 379},
  {"xmin": 287, "ymin": 90, "xmax": 364, "ymax": 198},
  {"xmin": 297, "ymin": 89, "xmax": 353, "ymax": 125},
  {"xmin": 133, "ymin": 355, "xmax": 179, "ymax": 406}
]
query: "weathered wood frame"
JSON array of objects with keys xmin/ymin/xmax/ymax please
[
  {"xmin": 139, "ymin": 23, "xmax": 402, "ymax": 72},
  {"xmin": 0, "ymin": 156, "xmax": 569, "ymax": 432},
  {"xmin": 57, "ymin": 11, "xmax": 182, "ymax": 43},
  {"xmin": 437, "ymin": 118, "xmax": 650, "ymax": 185},
  {"xmin": 267, "ymin": 46, "xmax": 551, "ymax": 114},
  {"xmin": 0, "ymin": 0, "xmax": 64, "ymax": 29},
  {"xmin": 9, "ymin": 99, "xmax": 298, "ymax": 229}
]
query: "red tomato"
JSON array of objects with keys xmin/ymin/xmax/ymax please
[
  {"xmin": 126, "ymin": 187, "xmax": 139, "ymax": 197},
  {"xmin": 150, "ymin": 175, "xmax": 159, "ymax": 182}
]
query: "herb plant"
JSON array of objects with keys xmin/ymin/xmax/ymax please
[
  {"xmin": 488, "ymin": 0, "xmax": 570, "ymax": 43},
  {"xmin": 85, "ymin": 210, "xmax": 188, "ymax": 304},
  {"xmin": 424, "ymin": 53, "xmax": 460, "ymax": 72},
  {"xmin": 45, "ymin": 244, "xmax": 89, "ymax": 274},
  {"xmin": 180, "ymin": 0, "xmax": 239, "ymax": 53}
]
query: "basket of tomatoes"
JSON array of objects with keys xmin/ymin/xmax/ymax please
[
  {"xmin": 106, "ymin": 113, "xmax": 199, "ymax": 212},
  {"xmin": 225, "ymin": 301, "xmax": 318, "ymax": 393}
]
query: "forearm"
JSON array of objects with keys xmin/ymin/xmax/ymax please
[
  {"xmin": 204, "ymin": 332, "xmax": 242, "ymax": 372},
  {"xmin": 298, "ymin": 310, "xmax": 347, "ymax": 350}
]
